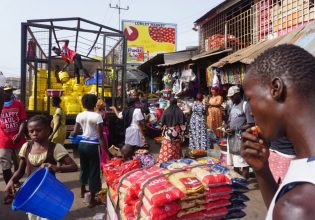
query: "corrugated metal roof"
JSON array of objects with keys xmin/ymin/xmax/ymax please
[
  {"xmin": 161, "ymin": 50, "xmax": 197, "ymax": 66},
  {"xmin": 138, "ymin": 49, "xmax": 197, "ymax": 73},
  {"xmin": 284, "ymin": 22, "xmax": 315, "ymax": 56},
  {"xmin": 191, "ymin": 48, "xmax": 232, "ymax": 61},
  {"xmin": 157, "ymin": 48, "xmax": 232, "ymax": 67},
  {"xmin": 157, "ymin": 58, "xmax": 191, "ymax": 67},
  {"xmin": 211, "ymin": 21, "xmax": 315, "ymax": 68}
]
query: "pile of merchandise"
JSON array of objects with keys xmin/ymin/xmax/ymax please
[
  {"xmin": 103, "ymin": 158, "xmax": 141, "ymax": 191},
  {"xmin": 104, "ymin": 157, "xmax": 249, "ymax": 220},
  {"xmin": 29, "ymin": 69, "xmax": 112, "ymax": 115}
]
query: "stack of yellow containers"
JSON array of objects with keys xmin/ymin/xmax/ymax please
[
  {"xmin": 90, "ymin": 85, "xmax": 112, "ymax": 97},
  {"xmin": 28, "ymin": 68, "xmax": 47, "ymax": 111},
  {"xmin": 63, "ymin": 77, "xmax": 85, "ymax": 115},
  {"xmin": 51, "ymin": 72, "xmax": 63, "ymax": 89},
  {"xmin": 28, "ymin": 69, "xmax": 113, "ymax": 116}
]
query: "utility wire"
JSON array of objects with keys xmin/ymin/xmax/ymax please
[{"xmin": 109, "ymin": 0, "xmax": 129, "ymax": 30}]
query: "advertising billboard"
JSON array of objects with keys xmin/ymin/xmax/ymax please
[{"xmin": 122, "ymin": 20, "xmax": 177, "ymax": 64}]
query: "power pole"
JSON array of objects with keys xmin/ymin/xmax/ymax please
[{"xmin": 109, "ymin": 0, "xmax": 129, "ymax": 30}]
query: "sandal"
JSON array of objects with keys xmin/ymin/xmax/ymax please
[{"xmin": 80, "ymin": 190, "xmax": 89, "ymax": 198}]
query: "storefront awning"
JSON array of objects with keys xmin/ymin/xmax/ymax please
[
  {"xmin": 137, "ymin": 54, "xmax": 164, "ymax": 75},
  {"xmin": 157, "ymin": 48, "xmax": 232, "ymax": 66},
  {"xmin": 118, "ymin": 69, "xmax": 148, "ymax": 83},
  {"xmin": 191, "ymin": 48, "xmax": 232, "ymax": 61},
  {"xmin": 211, "ymin": 37, "xmax": 284, "ymax": 68},
  {"xmin": 126, "ymin": 69, "xmax": 148, "ymax": 83},
  {"xmin": 211, "ymin": 20, "xmax": 315, "ymax": 68},
  {"xmin": 157, "ymin": 58, "xmax": 191, "ymax": 67},
  {"xmin": 138, "ymin": 49, "xmax": 197, "ymax": 72}
]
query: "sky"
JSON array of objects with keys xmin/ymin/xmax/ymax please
[{"xmin": 0, "ymin": 0, "xmax": 224, "ymax": 77}]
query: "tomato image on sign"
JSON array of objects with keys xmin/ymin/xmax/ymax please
[
  {"xmin": 124, "ymin": 26, "xmax": 139, "ymax": 41},
  {"xmin": 149, "ymin": 26, "xmax": 175, "ymax": 44}
]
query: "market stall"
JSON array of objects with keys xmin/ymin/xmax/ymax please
[{"xmin": 144, "ymin": 64, "xmax": 197, "ymax": 138}]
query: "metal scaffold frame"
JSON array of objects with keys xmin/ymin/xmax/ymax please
[{"xmin": 21, "ymin": 17, "xmax": 127, "ymax": 114}]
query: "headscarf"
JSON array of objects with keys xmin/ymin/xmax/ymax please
[
  {"xmin": 160, "ymin": 98, "xmax": 185, "ymax": 127},
  {"xmin": 122, "ymin": 98, "xmax": 136, "ymax": 131},
  {"xmin": 211, "ymin": 86, "xmax": 220, "ymax": 91}
]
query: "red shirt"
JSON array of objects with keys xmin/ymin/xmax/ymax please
[
  {"xmin": 0, "ymin": 100, "xmax": 27, "ymax": 149},
  {"xmin": 61, "ymin": 43, "xmax": 77, "ymax": 62}
]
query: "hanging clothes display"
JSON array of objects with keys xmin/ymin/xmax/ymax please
[
  {"xmin": 233, "ymin": 65, "xmax": 241, "ymax": 85},
  {"xmin": 212, "ymin": 71, "xmax": 220, "ymax": 88},
  {"xmin": 206, "ymin": 67, "xmax": 214, "ymax": 87},
  {"xmin": 213, "ymin": 63, "xmax": 247, "ymax": 85},
  {"xmin": 240, "ymin": 64, "xmax": 245, "ymax": 83},
  {"xmin": 172, "ymin": 78, "xmax": 181, "ymax": 95},
  {"xmin": 221, "ymin": 69, "xmax": 228, "ymax": 84},
  {"xmin": 162, "ymin": 69, "xmax": 172, "ymax": 90},
  {"xmin": 181, "ymin": 65, "xmax": 196, "ymax": 83},
  {"xmin": 227, "ymin": 68, "xmax": 234, "ymax": 84}
]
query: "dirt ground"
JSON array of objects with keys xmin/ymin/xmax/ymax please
[{"xmin": 0, "ymin": 140, "xmax": 266, "ymax": 220}]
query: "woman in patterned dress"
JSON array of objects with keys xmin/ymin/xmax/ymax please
[
  {"xmin": 157, "ymin": 98, "xmax": 186, "ymax": 163},
  {"xmin": 189, "ymin": 93, "xmax": 209, "ymax": 150},
  {"xmin": 207, "ymin": 86, "xmax": 223, "ymax": 138}
]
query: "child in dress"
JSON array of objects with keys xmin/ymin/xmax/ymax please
[{"xmin": 5, "ymin": 115, "xmax": 78, "ymax": 220}]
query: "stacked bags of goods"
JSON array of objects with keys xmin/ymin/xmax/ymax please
[
  {"xmin": 109, "ymin": 157, "xmax": 249, "ymax": 220},
  {"xmin": 159, "ymin": 159, "xmax": 231, "ymax": 220},
  {"xmin": 190, "ymin": 157, "xmax": 249, "ymax": 219},
  {"xmin": 102, "ymin": 158, "xmax": 141, "ymax": 191},
  {"xmin": 212, "ymin": 163, "xmax": 249, "ymax": 219},
  {"xmin": 118, "ymin": 166, "xmax": 185, "ymax": 220}
]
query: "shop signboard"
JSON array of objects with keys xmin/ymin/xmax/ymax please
[
  {"xmin": 127, "ymin": 46, "xmax": 144, "ymax": 63},
  {"xmin": 122, "ymin": 20, "xmax": 177, "ymax": 64}
]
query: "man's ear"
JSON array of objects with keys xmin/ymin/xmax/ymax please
[{"xmin": 271, "ymin": 77, "xmax": 286, "ymax": 102}]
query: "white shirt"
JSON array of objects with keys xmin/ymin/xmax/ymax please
[
  {"xmin": 76, "ymin": 111, "xmax": 103, "ymax": 144},
  {"xmin": 266, "ymin": 158, "xmax": 315, "ymax": 220},
  {"xmin": 119, "ymin": 108, "xmax": 145, "ymax": 146}
]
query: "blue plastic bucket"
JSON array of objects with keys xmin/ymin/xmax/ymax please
[
  {"xmin": 68, "ymin": 134, "xmax": 83, "ymax": 144},
  {"xmin": 12, "ymin": 167, "xmax": 74, "ymax": 220}
]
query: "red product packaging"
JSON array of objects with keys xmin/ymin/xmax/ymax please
[
  {"xmin": 191, "ymin": 166, "xmax": 231, "ymax": 187},
  {"xmin": 140, "ymin": 200, "xmax": 179, "ymax": 220},
  {"xmin": 205, "ymin": 207, "xmax": 229, "ymax": 218},
  {"xmin": 175, "ymin": 210, "xmax": 205, "ymax": 220},
  {"xmin": 206, "ymin": 185, "xmax": 232, "ymax": 196},
  {"xmin": 103, "ymin": 158, "xmax": 141, "ymax": 189},
  {"xmin": 144, "ymin": 175, "xmax": 185, "ymax": 206},
  {"xmin": 206, "ymin": 193, "xmax": 231, "ymax": 202},
  {"xmin": 205, "ymin": 199, "xmax": 231, "ymax": 211}
]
